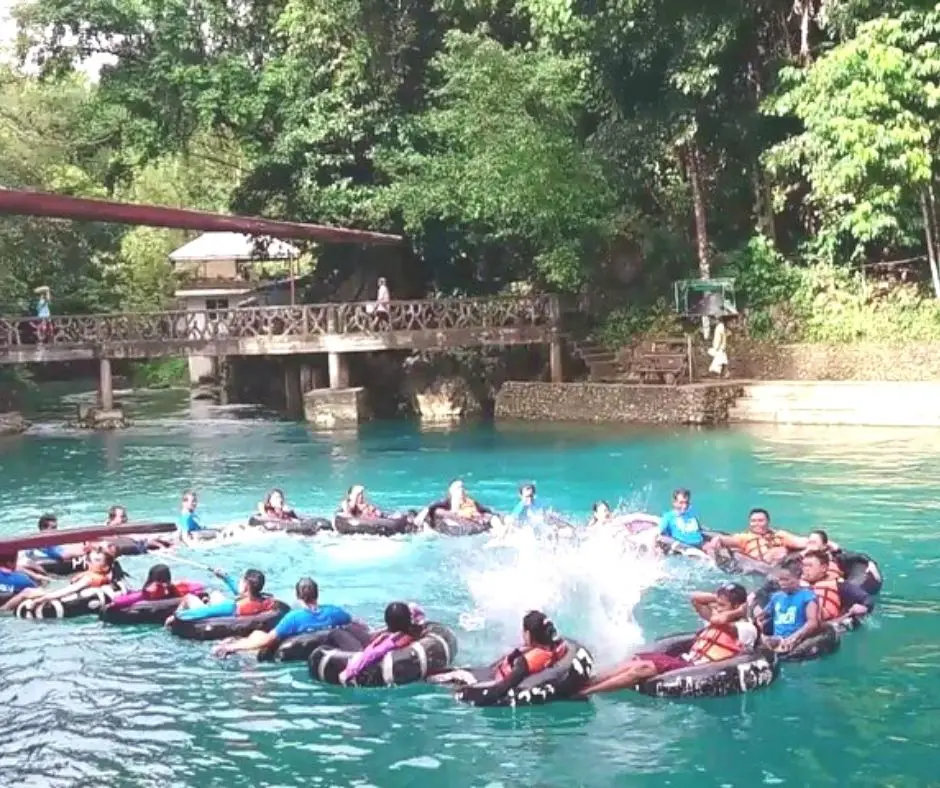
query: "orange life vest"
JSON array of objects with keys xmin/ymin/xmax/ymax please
[
  {"xmin": 456, "ymin": 496, "xmax": 481, "ymax": 519},
  {"xmin": 805, "ymin": 578, "xmax": 842, "ymax": 621},
  {"xmin": 826, "ymin": 562, "xmax": 844, "ymax": 580},
  {"xmin": 236, "ymin": 596, "xmax": 276, "ymax": 616},
  {"xmin": 495, "ymin": 642, "xmax": 567, "ymax": 681},
  {"xmin": 72, "ymin": 568, "xmax": 112, "ymax": 587},
  {"xmin": 687, "ymin": 625, "xmax": 744, "ymax": 664},
  {"xmin": 738, "ymin": 530, "xmax": 785, "ymax": 561}
]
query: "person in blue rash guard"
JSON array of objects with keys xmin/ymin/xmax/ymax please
[
  {"xmin": 211, "ymin": 578, "xmax": 352, "ymax": 656},
  {"xmin": 509, "ymin": 483, "xmax": 542, "ymax": 526},
  {"xmin": 756, "ymin": 563, "xmax": 820, "ymax": 654},
  {"xmin": 164, "ymin": 569, "xmax": 276, "ymax": 627},
  {"xmin": 23, "ymin": 514, "xmax": 84, "ymax": 563},
  {"xmin": 658, "ymin": 489, "xmax": 712, "ymax": 551},
  {"xmin": 0, "ymin": 552, "xmax": 43, "ymax": 601},
  {"xmin": 177, "ymin": 491, "xmax": 203, "ymax": 540}
]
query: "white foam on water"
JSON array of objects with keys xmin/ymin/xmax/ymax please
[{"xmin": 462, "ymin": 524, "xmax": 664, "ymax": 665}]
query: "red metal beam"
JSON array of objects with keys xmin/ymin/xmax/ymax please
[{"xmin": 0, "ymin": 189, "xmax": 403, "ymax": 246}]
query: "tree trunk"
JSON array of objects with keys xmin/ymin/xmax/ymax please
[
  {"xmin": 795, "ymin": 0, "xmax": 814, "ymax": 64},
  {"xmin": 686, "ymin": 140, "xmax": 711, "ymax": 279},
  {"xmin": 922, "ymin": 189, "xmax": 940, "ymax": 299}
]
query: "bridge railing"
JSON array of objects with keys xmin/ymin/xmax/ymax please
[{"xmin": 0, "ymin": 295, "xmax": 558, "ymax": 348}]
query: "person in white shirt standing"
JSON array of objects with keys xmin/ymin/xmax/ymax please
[{"xmin": 708, "ymin": 314, "xmax": 729, "ymax": 376}]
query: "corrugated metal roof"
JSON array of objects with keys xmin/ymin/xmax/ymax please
[{"xmin": 169, "ymin": 232, "xmax": 300, "ymax": 262}]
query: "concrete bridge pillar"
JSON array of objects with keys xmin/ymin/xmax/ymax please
[
  {"xmin": 550, "ymin": 335, "xmax": 564, "ymax": 383},
  {"xmin": 328, "ymin": 352, "xmax": 350, "ymax": 389},
  {"xmin": 98, "ymin": 358, "xmax": 114, "ymax": 410},
  {"xmin": 284, "ymin": 361, "xmax": 303, "ymax": 416}
]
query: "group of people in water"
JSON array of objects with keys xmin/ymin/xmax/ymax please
[{"xmin": 0, "ymin": 482, "xmax": 882, "ymax": 701}]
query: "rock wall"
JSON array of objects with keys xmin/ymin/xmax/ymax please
[
  {"xmin": 0, "ymin": 411, "xmax": 28, "ymax": 436},
  {"xmin": 730, "ymin": 342, "xmax": 940, "ymax": 381},
  {"xmin": 495, "ymin": 382, "xmax": 744, "ymax": 424}
]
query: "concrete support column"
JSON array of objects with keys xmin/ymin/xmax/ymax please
[
  {"xmin": 300, "ymin": 363, "xmax": 316, "ymax": 394},
  {"xmin": 98, "ymin": 358, "xmax": 114, "ymax": 410},
  {"xmin": 284, "ymin": 361, "xmax": 302, "ymax": 416},
  {"xmin": 328, "ymin": 352, "xmax": 350, "ymax": 390},
  {"xmin": 549, "ymin": 335, "xmax": 564, "ymax": 383}
]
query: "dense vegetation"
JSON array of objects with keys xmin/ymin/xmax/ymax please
[{"xmin": 3, "ymin": 0, "xmax": 940, "ymax": 346}]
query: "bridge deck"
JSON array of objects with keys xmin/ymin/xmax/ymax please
[{"xmin": 0, "ymin": 296, "xmax": 558, "ymax": 364}]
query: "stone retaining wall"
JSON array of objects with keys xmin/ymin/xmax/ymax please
[
  {"xmin": 495, "ymin": 382, "xmax": 743, "ymax": 424},
  {"xmin": 730, "ymin": 342, "xmax": 940, "ymax": 381}
]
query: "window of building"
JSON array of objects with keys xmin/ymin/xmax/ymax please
[{"xmin": 206, "ymin": 298, "xmax": 229, "ymax": 319}]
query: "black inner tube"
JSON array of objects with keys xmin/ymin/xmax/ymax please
[
  {"xmin": 333, "ymin": 514, "xmax": 414, "ymax": 537},
  {"xmin": 169, "ymin": 600, "xmax": 290, "ymax": 641},
  {"xmin": 430, "ymin": 512, "xmax": 492, "ymax": 537}
]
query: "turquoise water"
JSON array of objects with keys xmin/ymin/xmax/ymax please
[{"xmin": 1, "ymin": 389, "xmax": 938, "ymax": 787}]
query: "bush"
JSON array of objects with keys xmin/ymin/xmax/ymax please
[
  {"xmin": 130, "ymin": 358, "xmax": 189, "ymax": 389},
  {"xmin": 597, "ymin": 298, "xmax": 683, "ymax": 348}
]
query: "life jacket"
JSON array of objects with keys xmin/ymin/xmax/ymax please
[
  {"xmin": 687, "ymin": 624, "xmax": 744, "ymax": 664},
  {"xmin": 72, "ymin": 567, "xmax": 112, "ymax": 587},
  {"xmin": 236, "ymin": 595, "xmax": 276, "ymax": 616},
  {"xmin": 738, "ymin": 530, "xmax": 785, "ymax": 561},
  {"xmin": 805, "ymin": 578, "xmax": 842, "ymax": 621},
  {"xmin": 495, "ymin": 642, "xmax": 567, "ymax": 681},
  {"xmin": 142, "ymin": 580, "xmax": 202, "ymax": 601},
  {"xmin": 826, "ymin": 563, "xmax": 844, "ymax": 580},
  {"xmin": 456, "ymin": 496, "xmax": 481, "ymax": 519}
]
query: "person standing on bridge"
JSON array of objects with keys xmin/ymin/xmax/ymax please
[
  {"xmin": 375, "ymin": 277, "xmax": 391, "ymax": 324},
  {"xmin": 35, "ymin": 286, "xmax": 52, "ymax": 343}
]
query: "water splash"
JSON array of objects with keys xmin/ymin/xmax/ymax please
[{"xmin": 460, "ymin": 525, "xmax": 664, "ymax": 665}]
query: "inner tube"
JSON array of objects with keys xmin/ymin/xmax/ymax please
[
  {"xmin": 455, "ymin": 639, "xmax": 595, "ymax": 707},
  {"xmin": 778, "ymin": 623, "xmax": 841, "ymax": 662},
  {"xmin": 258, "ymin": 621, "xmax": 372, "ymax": 662},
  {"xmin": 184, "ymin": 529, "xmax": 223, "ymax": 543},
  {"xmin": 247, "ymin": 516, "xmax": 331, "ymax": 536},
  {"xmin": 837, "ymin": 551, "xmax": 883, "ymax": 596},
  {"xmin": 333, "ymin": 514, "xmax": 415, "ymax": 537},
  {"xmin": 169, "ymin": 600, "xmax": 290, "ymax": 641},
  {"xmin": 16, "ymin": 585, "xmax": 122, "ymax": 619},
  {"xmin": 100, "ymin": 594, "xmax": 206, "ymax": 625},
  {"xmin": 31, "ymin": 536, "xmax": 151, "ymax": 576},
  {"xmin": 309, "ymin": 622, "xmax": 458, "ymax": 686},
  {"xmin": 431, "ymin": 512, "xmax": 492, "ymax": 537},
  {"xmin": 635, "ymin": 633, "xmax": 779, "ymax": 698}
]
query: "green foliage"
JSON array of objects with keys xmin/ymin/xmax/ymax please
[
  {"xmin": 597, "ymin": 298, "xmax": 683, "ymax": 348},
  {"xmin": 129, "ymin": 358, "xmax": 190, "ymax": 389}
]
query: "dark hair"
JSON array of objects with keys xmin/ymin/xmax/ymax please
[
  {"xmin": 385, "ymin": 601, "xmax": 421, "ymax": 637},
  {"xmin": 717, "ymin": 583, "xmax": 748, "ymax": 607},
  {"xmin": 809, "ymin": 529, "xmax": 829, "ymax": 544},
  {"xmin": 296, "ymin": 577, "xmax": 318, "ymax": 604},
  {"xmin": 592, "ymin": 500, "xmax": 610, "ymax": 514},
  {"xmin": 804, "ymin": 549, "xmax": 830, "ymax": 566},
  {"xmin": 145, "ymin": 564, "xmax": 172, "ymax": 586},
  {"xmin": 523, "ymin": 610, "xmax": 558, "ymax": 647},
  {"xmin": 243, "ymin": 569, "xmax": 265, "ymax": 596},
  {"xmin": 776, "ymin": 563, "xmax": 801, "ymax": 580},
  {"xmin": 749, "ymin": 507, "xmax": 771, "ymax": 522},
  {"xmin": 264, "ymin": 488, "xmax": 285, "ymax": 507},
  {"xmin": 519, "ymin": 483, "xmax": 536, "ymax": 496},
  {"xmin": 182, "ymin": 490, "xmax": 196, "ymax": 502},
  {"xmin": 673, "ymin": 488, "xmax": 691, "ymax": 501},
  {"xmin": 108, "ymin": 505, "xmax": 127, "ymax": 522},
  {"xmin": 38, "ymin": 514, "xmax": 58, "ymax": 531}
]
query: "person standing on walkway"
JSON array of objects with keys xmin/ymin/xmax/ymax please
[
  {"xmin": 35, "ymin": 286, "xmax": 52, "ymax": 343},
  {"xmin": 375, "ymin": 277, "xmax": 391, "ymax": 323},
  {"xmin": 708, "ymin": 314, "xmax": 729, "ymax": 377}
]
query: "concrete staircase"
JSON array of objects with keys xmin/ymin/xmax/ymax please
[
  {"xmin": 728, "ymin": 381, "xmax": 940, "ymax": 426},
  {"xmin": 570, "ymin": 338, "xmax": 628, "ymax": 381}
]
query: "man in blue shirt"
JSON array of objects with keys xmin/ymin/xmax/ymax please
[
  {"xmin": 509, "ymin": 483, "xmax": 542, "ymax": 526},
  {"xmin": 759, "ymin": 564, "xmax": 820, "ymax": 653},
  {"xmin": 0, "ymin": 561, "xmax": 38, "ymax": 599},
  {"xmin": 211, "ymin": 577, "xmax": 352, "ymax": 657},
  {"xmin": 658, "ymin": 488, "xmax": 711, "ymax": 551},
  {"xmin": 177, "ymin": 490, "xmax": 203, "ymax": 540}
]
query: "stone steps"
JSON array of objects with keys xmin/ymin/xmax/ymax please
[
  {"xmin": 569, "ymin": 338, "xmax": 627, "ymax": 381},
  {"xmin": 728, "ymin": 381, "xmax": 940, "ymax": 426}
]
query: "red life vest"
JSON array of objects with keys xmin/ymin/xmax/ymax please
[
  {"xmin": 687, "ymin": 625, "xmax": 744, "ymax": 664},
  {"xmin": 142, "ymin": 580, "xmax": 202, "ymax": 601},
  {"xmin": 738, "ymin": 530, "xmax": 785, "ymax": 561},
  {"xmin": 495, "ymin": 642, "xmax": 567, "ymax": 681},
  {"xmin": 236, "ymin": 596, "xmax": 276, "ymax": 616},
  {"xmin": 71, "ymin": 568, "xmax": 112, "ymax": 587},
  {"xmin": 804, "ymin": 578, "xmax": 842, "ymax": 620}
]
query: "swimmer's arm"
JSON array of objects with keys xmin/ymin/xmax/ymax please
[
  {"xmin": 778, "ymin": 530, "xmax": 808, "ymax": 550},
  {"xmin": 690, "ymin": 591, "xmax": 718, "ymax": 621},
  {"xmin": 40, "ymin": 576, "xmax": 91, "ymax": 602},
  {"xmin": 476, "ymin": 659, "xmax": 529, "ymax": 706},
  {"xmin": 15, "ymin": 565, "xmax": 50, "ymax": 584},
  {"xmin": 217, "ymin": 574, "xmax": 239, "ymax": 595},
  {"xmin": 712, "ymin": 533, "xmax": 742, "ymax": 548},
  {"xmin": 176, "ymin": 600, "xmax": 237, "ymax": 621},
  {"xmin": 784, "ymin": 600, "xmax": 820, "ymax": 647},
  {"xmin": 215, "ymin": 629, "xmax": 276, "ymax": 655},
  {"xmin": 419, "ymin": 500, "xmax": 448, "ymax": 524}
]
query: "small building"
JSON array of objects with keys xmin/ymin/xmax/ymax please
[{"xmin": 169, "ymin": 232, "xmax": 300, "ymax": 384}]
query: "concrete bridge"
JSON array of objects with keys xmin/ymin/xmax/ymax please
[{"xmin": 0, "ymin": 295, "xmax": 563, "ymax": 424}]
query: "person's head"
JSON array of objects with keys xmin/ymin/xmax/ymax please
[
  {"xmin": 87, "ymin": 549, "xmax": 114, "ymax": 574},
  {"xmin": 801, "ymin": 550, "xmax": 830, "ymax": 584},
  {"xmin": 592, "ymin": 500, "xmax": 611, "ymax": 522},
  {"xmin": 806, "ymin": 529, "xmax": 829, "ymax": 552},
  {"xmin": 296, "ymin": 577, "xmax": 319, "ymax": 605},
  {"xmin": 775, "ymin": 563, "xmax": 802, "ymax": 592},
  {"xmin": 714, "ymin": 582, "xmax": 747, "ymax": 612},
  {"xmin": 448, "ymin": 479, "xmax": 465, "ymax": 501},
  {"xmin": 240, "ymin": 569, "xmax": 265, "ymax": 598},
  {"xmin": 265, "ymin": 489, "xmax": 285, "ymax": 511},
  {"xmin": 519, "ymin": 483, "xmax": 536, "ymax": 503},
  {"xmin": 748, "ymin": 508, "xmax": 771, "ymax": 534},
  {"xmin": 522, "ymin": 610, "xmax": 558, "ymax": 648},
  {"xmin": 378, "ymin": 277, "xmax": 387, "ymax": 287},
  {"xmin": 108, "ymin": 506, "xmax": 128, "ymax": 525},
  {"xmin": 181, "ymin": 491, "xmax": 197, "ymax": 512},
  {"xmin": 672, "ymin": 489, "xmax": 691, "ymax": 514},
  {"xmin": 38, "ymin": 514, "xmax": 58, "ymax": 531},
  {"xmin": 347, "ymin": 485, "xmax": 366, "ymax": 506},
  {"xmin": 384, "ymin": 601, "xmax": 414, "ymax": 634},
  {"xmin": 144, "ymin": 564, "xmax": 172, "ymax": 586}
]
